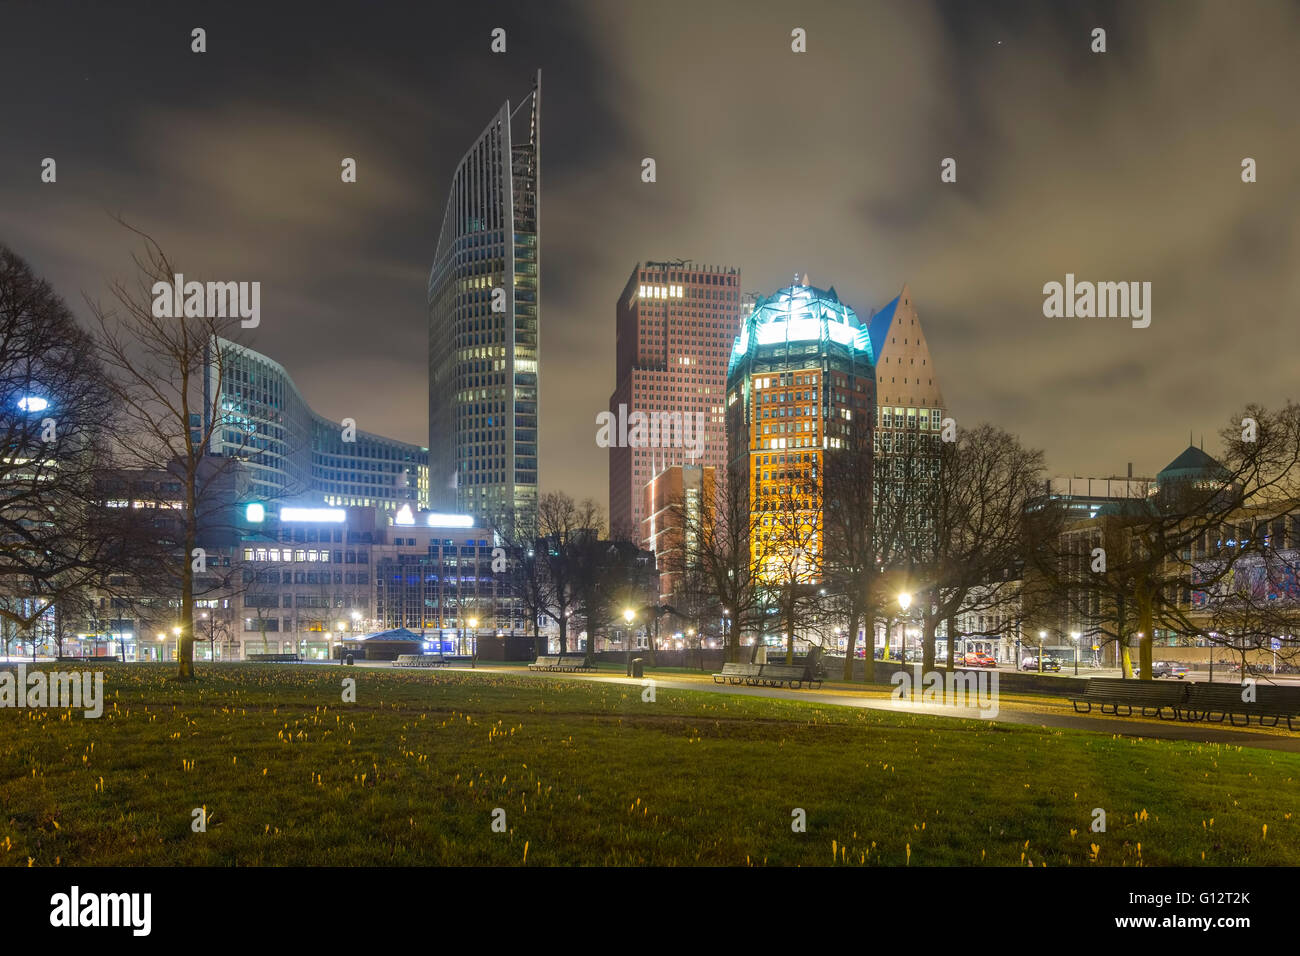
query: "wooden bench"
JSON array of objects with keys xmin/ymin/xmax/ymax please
[
  {"xmin": 711, "ymin": 661, "xmax": 822, "ymax": 690},
  {"xmin": 713, "ymin": 662, "xmax": 761, "ymax": 685},
  {"xmin": 757, "ymin": 663, "xmax": 822, "ymax": 690},
  {"xmin": 1183, "ymin": 682, "xmax": 1300, "ymax": 730},
  {"xmin": 394, "ymin": 654, "xmax": 449, "ymax": 668},
  {"xmin": 1068, "ymin": 677, "xmax": 1188, "ymax": 720},
  {"xmin": 528, "ymin": 655, "xmax": 593, "ymax": 672}
]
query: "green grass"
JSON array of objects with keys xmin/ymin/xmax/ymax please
[{"xmin": 1, "ymin": 663, "xmax": 1296, "ymax": 866}]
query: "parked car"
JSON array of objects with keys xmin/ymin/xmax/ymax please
[
  {"xmin": 1021, "ymin": 655, "xmax": 1061, "ymax": 672},
  {"xmin": 1152, "ymin": 660, "xmax": 1190, "ymax": 679},
  {"xmin": 960, "ymin": 652, "xmax": 997, "ymax": 668}
]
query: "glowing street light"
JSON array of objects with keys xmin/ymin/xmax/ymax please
[
  {"xmin": 894, "ymin": 592, "xmax": 912, "ymax": 662},
  {"xmin": 1071, "ymin": 631, "xmax": 1081, "ymax": 675},
  {"xmin": 623, "ymin": 607, "xmax": 636, "ymax": 676}
]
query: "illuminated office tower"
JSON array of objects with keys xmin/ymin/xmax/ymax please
[
  {"xmin": 725, "ymin": 279, "xmax": 876, "ymax": 583},
  {"xmin": 428, "ymin": 72, "xmax": 540, "ymax": 520},
  {"xmin": 609, "ymin": 260, "xmax": 744, "ymax": 538}
]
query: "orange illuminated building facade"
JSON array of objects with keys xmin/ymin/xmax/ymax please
[{"xmin": 724, "ymin": 280, "xmax": 876, "ymax": 584}]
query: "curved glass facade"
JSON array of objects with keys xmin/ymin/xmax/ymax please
[
  {"xmin": 207, "ymin": 338, "xmax": 427, "ymax": 513},
  {"xmin": 428, "ymin": 72, "xmax": 540, "ymax": 520}
]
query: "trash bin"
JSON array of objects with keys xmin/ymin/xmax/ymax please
[
  {"xmin": 631, "ymin": 658, "xmax": 644, "ymax": 679},
  {"xmin": 345, "ymin": 653, "xmax": 354, "ymax": 666}
]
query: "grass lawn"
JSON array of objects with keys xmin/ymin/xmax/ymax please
[{"xmin": 1, "ymin": 663, "xmax": 1296, "ymax": 866}]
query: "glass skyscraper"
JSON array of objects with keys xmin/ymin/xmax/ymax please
[
  {"xmin": 206, "ymin": 338, "xmax": 429, "ymax": 514},
  {"xmin": 428, "ymin": 72, "xmax": 540, "ymax": 520}
]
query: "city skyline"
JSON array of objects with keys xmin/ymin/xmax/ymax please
[{"xmin": 2, "ymin": 1, "xmax": 1297, "ymax": 511}]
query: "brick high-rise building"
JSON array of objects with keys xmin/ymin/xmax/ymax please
[{"xmin": 609, "ymin": 261, "xmax": 744, "ymax": 538}]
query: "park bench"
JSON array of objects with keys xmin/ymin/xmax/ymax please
[
  {"xmin": 766, "ymin": 663, "xmax": 821, "ymax": 690},
  {"xmin": 713, "ymin": 662, "xmax": 762, "ymax": 685},
  {"xmin": 1068, "ymin": 677, "xmax": 1188, "ymax": 720},
  {"xmin": 394, "ymin": 654, "xmax": 449, "ymax": 668},
  {"xmin": 528, "ymin": 655, "xmax": 593, "ymax": 672},
  {"xmin": 247, "ymin": 653, "xmax": 302, "ymax": 663},
  {"xmin": 711, "ymin": 661, "xmax": 822, "ymax": 690},
  {"xmin": 1183, "ymin": 682, "xmax": 1300, "ymax": 730}
]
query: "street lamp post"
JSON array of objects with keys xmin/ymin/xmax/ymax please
[
  {"xmin": 468, "ymin": 617, "xmax": 479, "ymax": 668},
  {"xmin": 623, "ymin": 608, "xmax": 636, "ymax": 676},
  {"xmin": 1038, "ymin": 630, "xmax": 1046, "ymax": 674},
  {"xmin": 1071, "ymin": 632, "xmax": 1080, "ymax": 676}
]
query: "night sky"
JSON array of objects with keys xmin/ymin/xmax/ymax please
[{"xmin": 2, "ymin": 0, "xmax": 1297, "ymax": 505}]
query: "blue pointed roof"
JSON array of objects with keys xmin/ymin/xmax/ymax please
[{"xmin": 867, "ymin": 294, "xmax": 899, "ymax": 360}]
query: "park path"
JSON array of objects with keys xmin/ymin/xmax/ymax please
[{"xmin": 398, "ymin": 663, "xmax": 1300, "ymax": 754}]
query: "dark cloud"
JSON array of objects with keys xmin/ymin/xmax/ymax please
[{"xmin": 1, "ymin": 0, "xmax": 1298, "ymax": 507}]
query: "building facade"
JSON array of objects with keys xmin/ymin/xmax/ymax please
[
  {"xmin": 641, "ymin": 463, "xmax": 715, "ymax": 602},
  {"xmin": 725, "ymin": 280, "xmax": 876, "ymax": 587},
  {"xmin": 428, "ymin": 73, "xmax": 541, "ymax": 520},
  {"xmin": 234, "ymin": 505, "xmax": 520, "ymax": 660},
  {"xmin": 206, "ymin": 339, "xmax": 428, "ymax": 515},
  {"xmin": 609, "ymin": 261, "xmax": 744, "ymax": 537}
]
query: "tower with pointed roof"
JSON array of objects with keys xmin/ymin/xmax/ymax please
[{"xmin": 867, "ymin": 283, "xmax": 945, "ymax": 425}]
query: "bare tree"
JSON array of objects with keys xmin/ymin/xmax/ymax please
[
  {"xmin": 87, "ymin": 223, "xmax": 262, "ymax": 680},
  {"xmin": 534, "ymin": 492, "xmax": 604, "ymax": 657},
  {"xmin": 678, "ymin": 468, "xmax": 762, "ymax": 663},
  {"xmin": 756, "ymin": 461, "xmax": 823, "ymax": 663},
  {"xmin": 908, "ymin": 424, "xmax": 1044, "ymax": 672},
  {"xmin": 1032, "ymin": 404, "xmax": 1300, "ymax": 678},
  {"xmin": 0, "ymin": 245, "xmax": 122, "ymax": 655},
  {"xmin": 822, "ymin": 415, "xmax": 886, "ymax": 680}
]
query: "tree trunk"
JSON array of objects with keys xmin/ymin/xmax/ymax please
[
  {"xmin": 944, "ymin": 615, "xmax": 958, "ymax": 672},
  {"xmin": 842, "ymin": 608, "xmax": 860, "ymax": 681},
  {"xmin": 863, "ymin": 615, "xmax": 877, "ymax": 683},
  {"xmin": 922, "ymin": 613, "xmax": 937, "ymax": 673},
  {"xmin": 177, "ymin": 471, "xmax": 197, "ymax": 681},
  {"xmin": 1136, "ymin": 588, "xmax": 1154, "ymax": 680},
  {"xmin": 784, "ymin": 595, "xmax": 796, "ymax": 664}
]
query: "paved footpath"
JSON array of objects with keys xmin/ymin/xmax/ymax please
[{"xmin": 361, "ymin": 662, "xmax": 1300, "ymax": 754}]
